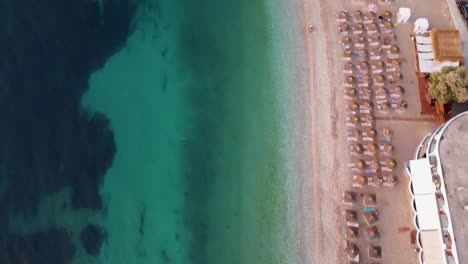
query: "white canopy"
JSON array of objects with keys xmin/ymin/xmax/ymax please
[
  {"xmin": 420, "ymin": 230, "xmax": 447, "ymax": 264},
  {"xmin": 417, "ymin": 44, "xmax": 433, "ymax": 52},
  {"xmin": 416, "ymin": 36, "xmax": 432, "ymax": 44},
  {"xmin": 409, "ymin": 159, "xmax": 435, "ymax": 195},
  {"xmin": 415, "ymin": 194, "xmax": 440, "ymax": 230},
  {"xmin": 414, "ymin": 18, "xmax": 430, "ymax": 34},
  {"xmin": 397, "ymin": 7, "xmax": 411, "ymax": 23}
]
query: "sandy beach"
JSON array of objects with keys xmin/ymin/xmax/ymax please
[{"xmin": 298, "ymin": 0, "xmax": 455, "ymax": 262}]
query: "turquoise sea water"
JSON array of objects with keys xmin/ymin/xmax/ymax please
[{"xmin": 76, "ymin": 0, "xmax": 308, "ymax": 263}]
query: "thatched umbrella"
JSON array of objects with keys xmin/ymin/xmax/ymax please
[
  {"xmin": 383, "ymin": 36, "xmax": 394, "ymax": 45},
  {"xmin": 353, "ymin": 175, "xmax": 368, "ymax": 186},
  {"xmin": 345, "ymin": 209, "xmax": 358, "ymax": 222},
  {"xmin": 376, "ymin": 87, "xmax": 387, "ymax": 96},
  {"xmin": 343, "ymin": 49, "xmax": 352, "ymax": 57},
  {"xmin": 386, "ymin": 175, "xmax": 398, "ymax": 185},
  {"xmin": 397, "ymin": 100, "xmax": 408, "ymax": 110},
  {"xmin": 371, "ymin": 175, "xmax": 383, "ymax": 187},
  {"xmin": 346, "ymin": 75, "xmax": 356, "ymax": 84},
  {"xmin": 363, "ymin": 114, "xmax": 374, "ymax": 123},
  {"xmin": 389, "ymin": 45, "xmax": 400, "ymax": 54},
  {"xmin": 337, "ymin": 10, "xmax": 348, "ymax": 19},
  {"xmin": 384, "ymin": 21, "xmax": 393, "ymax": 29},
  {"xmin": 361, "ymin": 75, "xmax": 371, "ymax": 84},
  {"xmin": 346, "ymin": 226, "xmax": 359, "ymax": 239},
  {"xmin": 365, "ymin": 11, "xmax": 376, "ymax": 20},
  {"xmin": 366, "ymin": 128, "xmax": 377, "ymax": 138},
  {"xmin": 391, "ymin": 59, "xmax": 400, "ymax": 67},
  {"xmin": 345, "ymin": 88, "xmax": 357, "ymax": 97},
  {"xmin": 382, "ymin": 143, "xmax": 394, "ymax": 153},
  {"xmin": 369, "ymin": 34, "xmax": 380, "ymax": 42},
  {"xmin": 385, "ymin": 159, "xmax": 396, "ymax": 169},
  {"xmin": 366, "ymin": 226, "xmax": 380, "ymax": 240},
  {"xmin": 364, "ymin": 211, "xmax": 379, "ymax": 225},
  {"xmin": 363, "ymin": 193, "xmax": 377, "ymax": 206},
  {"xmin": 373, "ymin": 74, "xmax": 385, "ymax": 83},
  {"xmin": 350, "ymin": 115, "xmax": 360, "ymax": 124},
  {"xmin": 355, "ymin": 23, "xmax": 364, "ymax": 31},
  {"xmin": 359, "ymin": 88, "xmax": 373, "ymax": 97},
  {"xmin": 346, "ymin": 243, "xmax": 359, "ymax": 259},
  {"xmin": 344, "ymin": 61, "xmax": 354, "ymax": 70},
  {"xmin": 366, "ymin": 143, "xmax": 378, "ymax": 153},
  {"xmin": 351, "ymin": 128, "xmax": 361, "ymax": 139},
  {"xmin": 393, "ymin": 86, "xmax": 405, "ymax": 95},
  {"xmin": 358, "ymin": 49, "xmax": 368, "ymax": 58},
  {"xmin": 363, "ymin": 100, "xmax": 373, "ymax": 109},
  {"xmin": 366, "ymin": 22, "xmax": 378, "ymax": 31},
  {"xmin": 359, "ymin": 61, "xmax": 369, "ymax": 71},
  {"xmin": 382, "ymin": 128, "xmax": 392, "ymax": 138},
  {"xmin": 356, "ymin": 34, "xmax": 366, "ymax": 44},
  {"xmin": 353, "ymin": 10, "xmax": 363, "ymax": 20},
  {"xmin": 351, "ymin": 143, "xmax": 364, "ymax": 153},
  {"xmin": 379, "ymin": 102, "xmax": 390, "ymax": 112},
  {"xmin": 355, "ymin": 159, "xmax": 366, "ymax": 169},
  {"xmin": 392, "ymin": 72, "xmax": 402, "ymax": 80},
  {"xmin": 370, "ymin": 159, "xmax": 380, "ymax": 170},
  {"xmin": 342, "ymin": 35, "xmax": 352, "ymax": 44},
  {"xmin": 373, "ymin": 60, "xmax": 385, "ymax": 69},
  {"xmin": 348, "ymin": 101, "xmax": 359, "ymax": 111},
  {"xmin": 343, "ymin": 191, "xmax": 356, "ymax": 204},
  {"xmin": 368, "ymin": 245, "xmax": 382, "ymax": 259},
  {"xmin": 383, "ymin": 10, "xmax": 392, "ymax": 19},
  {"xmin": 340, "ymin": 22, "xmax": 350, "ymax": 31},
  {"xmin": 371, "ymin": 46, "xmax": 383, "ymax": 55}
]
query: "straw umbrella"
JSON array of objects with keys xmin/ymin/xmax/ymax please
[
  {"xmin": 359, "ymin": 61, "xmax": 369, "ymax": 71},
  {"xmin": 366, "ymin": 143, "xmax": 378, "ymax": 154},
  {"xmin": 384, "ymin": 21, "xmax": 393, "ymax": 29},
  {"xmin": 389, "ymin": 45, "xmax": 400, "ymax": 54},
  {"xmin": 346, "ymin": 226, "xmax": 359, "ymax": 239},
  {"xmin": 397, "ymin": 100, "xmax": 408, "ymax": 110},
  {"xmin": 371, "ymin": 47, "xmax": 382, "ymax": 55},
  {"xmin": 363, "ymin": 100, "xmax": 373, "ymax": 109},
  {"xmin": 345, "ymin": 209, "xmax": 358, "ymax": 222},
  {"xmin": 376, "ymin": 87, "xmax": 387, "ymax": 96},
  {"xmin": 366, "ymin": 226, "xmax": 380, "ymax": 241},
  {"xmin": 340, "ymin": 22, "xmax": 350, "ymax": 31},
  {"xmin": 356, "ymin": 34, "xmax": 366, "ymax": 44},
  {"xmin": 373, "ymin": 60, "xmax": 384, "ymax": 69},
  {"xmin": 364, "ymin": 211, "xmax": 379, "ymax": 225},
  {"xmin": 366, "ymin": 128, "xmax": 377, "ymax": 138},
  {"xmin": 353, "ymin": 10, "xmax": 363, "ymax": 20},
  {"xmin": 369, "ymin": 245, "xmax": 382, "ymax": 259},
  {"xmin": 373, "ymin": 74, "xmax": 385, "ymax": 83},
  {"xmin": 385, "ymin": 159, "xmax": 396, "ymax": 169},
  {"xmin": 379, "ymin": 102, "xmax": 390, "ymax": 112},
  {"xmin": 392, "ymin": 72, "xmax": 402, "ymax": 80},
  {"xmin": 337, "ymin": 10, "xmax": 348, "ymax": 19},
  {"xmin": 393, "ymin": 86, "xmax": 405, "ymax": 95},
  {"xmin": 355, "ymin": 159, "xmax": 366, "ymax": 169},
  {"xmin": 370, "ymin": 159, "xmax": 380, "ymax": 170},
  {"xmin": 359, "ymin": 88, "xmax": 373, "ymax": 97},
  {"xmin": 350, "ymin": 115, "xmax": 360, "ymax": 125},
  {"xmin": 343, "ymin": 49, "xmax": 352, "ymax": 57},
  {"xmin": 363, "ymin": 114, "xmax": 374, "ymax": 123},
  {"xmin": 391, "ymin": 59, "xmax": 400, "ymax": 67},
  {"xmin": 382, "ymin": 143, "xmax": 394, "ymax": 154},
  {"xmin": 363, "ymin": 193, "xmax": 377, "ymax": 207},
  {"xmin": 351, "ymin": 128, "xmax": 361, "ymax": 139},
  {"xmin": 343, "ymin": 191, "xmax": 356, "ymax": 204},
  {"xmin": 353, "ymin": 175, "xmax": 368, "ymax": 187},
  {"xmin": 366, "ymin": 22, "xmax": 378, "ymax": 31},
  {"xmin": 346, "ymin": 75, "xmax": 356, "ymax": 84},
  {"xmin": 386, "ymin": 175, "xmax": 398, "ymax": 185},
  {"xmin": 346, "ymin": 243, "xmax": 359, "ymax": 259},
  {"xmin": 382, "ymin": 128, "xmax": 392, "ymax": 138},
  {"xmin": 348, "ymin": 101, "xmax": 359, "ymax": 111},
  {"xmin": 342, "ymin": 35, "xmax": 352, "ymax": 44},
  {"xmin": 351, "ymin": 143, "xmax": 364, "ymax": 153},
  {"xmin": 355, "ymin": 23, "xmax": 364, "ymax": 31},
  {"xmin": 344, "ymin": 61, "xmax": 354, "ymax": 70},
  {"xmin": 369, "ymin": 34, "xmax": 380, "ymax": 42},
  {"xmin": 366, "ymin": 11, "xmax": 376, "ymax": 20},
  {"xmin": 383, "ymin": 10, "xmax": 392, "ymax": 19},
  {"xmin": 345, "ymin": 88, "xmax": 357, "ymax": 97},
  {"xmin": 361, "ymin": 75, "xmax": 370, "ymax": 84}
]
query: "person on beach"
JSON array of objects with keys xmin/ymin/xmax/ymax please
[{"xmin": 308, "ymin": 25, "xmax": 313, "ymax": 33}]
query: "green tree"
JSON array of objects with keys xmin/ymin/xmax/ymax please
[{"xmin": 429, "ymin": 66, "xmax": 468, "ymax": 103}]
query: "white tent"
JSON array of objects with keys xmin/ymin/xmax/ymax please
[
  {"xmin": 397, "ymin": 7, "xmax": 411, "ymax": 23},
  {"xmin": 409, "ymin": 159, "xmax": 436, "ymax": 196},
  {"xmin": 420, "ymin": 230, "xmax": 447, "ymax": 264},
  {"xmin": 417, "ymin": 44, "xmax": 433, "ymax": 52},
  {"xmin": 418, "ymin": 52, "xmax": 435, "ymax": 60},
  {"xmin": 414, "ymin": 18, "xmax": 429, "ymax": 34},
  {"xmin": 416, "ymin": 36, "xmax": 432, "ymax": 44}
]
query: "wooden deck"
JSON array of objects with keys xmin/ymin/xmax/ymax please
[{"xmin": 417, "ymin": 75, "xmax": 436, "ymax": 115}]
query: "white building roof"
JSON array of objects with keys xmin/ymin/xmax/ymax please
[
  {"xmin": 415, "ymin": 194, "xmax": 440, "ymax": 230},
  {"xmin": 420, "ymin": 230, "xmax": 447, "ymax": 264},
  {"xmin": 410, "ymin": 158, "xmax": 436, "ymax": 195}
]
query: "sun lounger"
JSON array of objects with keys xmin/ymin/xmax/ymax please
[
  {"xmin": 415, "ymin": 35, "xmax": 432, "ymax": 44},
  {"xmin": 369, "ymin": 42, "xmax": 380, "ymax": 47},
  {"xmin": 348, "ymin": 136, "xmax": 358, "ymax": 141},
  {"xmin": 360, "ymin": 109, "xmax": 371, "ymax": 114},
  {"xmin": 345, "ymin": 110, "xmax": 357, "ymax": 115},
  {"xmin": 363, "ymin": 136, "xmax": 374, "ymax": 142},
  {"xmin": 381, "ymin": 166, "xmax": 393, "ymax": 172},
  {"xmin": 361, "ymin": 122, "xmax": 372, "ymax": 127},
  {"xmin": 370, "ymin": 55, "xmax": 381, "ymax": 60},
  {"xmin": 358, "ymin": 83, "xmax": 369, "ymax": 87},
  {"xmin": 346, "ymin": 122, "xmax": 357, "ymax": 127},
  {"xmin": 386, "ymin": 67, "xmax": 397, "ymax": 72},
  {"xmin": 353, "ymin": 30, "xmax": 363, "ymax": 35},
  {"xmin": 343, "ymin": 70, "xmax": 353, "ymax": 74},
  {"xmin": 371, "ymin": 69, "xmax": 383, "ymax": 74}
]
